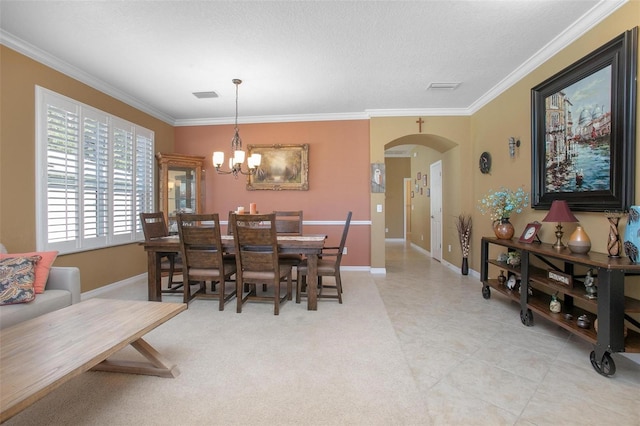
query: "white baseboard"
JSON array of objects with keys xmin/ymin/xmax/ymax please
[
  {"xmin": 81, "ymin": 273, "xmax": 146, "ymax": 300},
  {"xmin": 410, "ymin": 243, "xmax": 430, "ymax": 256}
]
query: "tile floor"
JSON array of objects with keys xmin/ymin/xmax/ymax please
[
  {"xmin": 93, "ymin": 239, "xmax": 639, "ymax": 425},
  {"xmin": 378, "ymin": 240, "xmax": 640, "ymax": 425}
]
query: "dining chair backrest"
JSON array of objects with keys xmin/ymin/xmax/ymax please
[
  {"xmin": 227, "ymin": 210, "xmax": 237, "ymax": 235},
  {"xmin": 335, "ymin": 211, "xmax": 353, "ymax": 266},
  {"xmin": 177, "ymin": 213, "xmax": 225, "ymax": 271},
  {"xmin": 274, "ymin": 210, "xmax": 303, "ymax": 235},
  {"xmin": 140, "ymin": 212, "xmax": 169, "ymax": 240},
  {"xmin": 231, "ymin": 213, "xmax": 280, "ymax": 274},
  {"xmin": 295, "ymin": 211, "xmax": 352, "ymax": 304}
]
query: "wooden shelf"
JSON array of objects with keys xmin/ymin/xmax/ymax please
[
  {"xmin": 487, "ymin": 259, "xmax": 521, "ymax": 276},
  {"xmin": 484, "ymin": 279, "xmax": 520, "ymax": 303},
  {"xmin": 481, "ymin": 237, "xmax": 640, "ymax": 375},
  {"xmin": 483, "ymin": 237, "xmax": 640, "ymax": 271},
  {"xmin": 526, "ymin": 291, "xmax": 597, "ymax": 344}
]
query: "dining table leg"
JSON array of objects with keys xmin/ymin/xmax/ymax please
[
  {"xmin": 147, "ymin": 251, "xmax": 161, "ymax": 302},
  {"xmin": 306, "ymin": 252, "xmax": 318, "ymax": 310}
]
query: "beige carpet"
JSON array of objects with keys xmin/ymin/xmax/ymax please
[{"xmin": 5, "ymin": 274, "xmax": 429, "ymax": 425}]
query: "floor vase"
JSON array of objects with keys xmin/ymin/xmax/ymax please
[
  {"xmin": 461, "ymin": 257, "xmax": 469, "ymax": 275},
  {"xmin": 624, "ymin": 206, "xmax": 640, "ymax": 263}
]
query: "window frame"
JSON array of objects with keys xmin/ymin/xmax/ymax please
[{"xmin": 35, "ymin": 86, "xmax": 155, "ymax": 254}]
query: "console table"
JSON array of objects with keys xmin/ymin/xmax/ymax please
[{"xmin": 480, "ymin": 237, "xmax": 640, "ymax": 376}]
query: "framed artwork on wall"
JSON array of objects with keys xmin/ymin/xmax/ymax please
[
  {"xmin": 247, "ymin": 144, "xmax": 309, "ymax": 190},
  {"xmin": 371, "ymin": 163, "xmax": 385, "ymax": 193},
  {"xmin": 531, "ymin": 27, "xmax": 637, "ymax": 211}
]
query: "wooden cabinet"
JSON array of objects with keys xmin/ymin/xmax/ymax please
[
  {"xmin": 156, "ymin": 153, "xmax": 205, "ymax": 232},
  {"xmin": 480, "ymin": 237, "xmax": 640, "ymax": 376}
]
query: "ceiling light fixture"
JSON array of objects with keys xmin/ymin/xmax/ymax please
[{"xmin": 212, "ymin": 79, "xmax": 261, "ymax": 178}]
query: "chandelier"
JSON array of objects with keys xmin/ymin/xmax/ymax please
[{"xmin": 212, "ymin": 79, "xmax": 261, "ymax": 178}]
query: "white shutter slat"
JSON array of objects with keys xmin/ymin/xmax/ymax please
[{"xmin": 37, "ymin": 87, "xmax": 154, "ymax": 253}]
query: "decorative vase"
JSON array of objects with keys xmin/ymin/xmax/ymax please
[
  {"xmin": 461, "ymin": 257, "xmax": 469, "ymax": 275},
  {"xmin": 624, "ymin": 206, "xmax": 640, "ymax": 263},
  {"xmin": 549, "ymin": 294, "xmax": 561, "ymax": 313},
  {"xmin": 605, "ymin": 211, "xmax": 624, "ymax": 257},
  {"xmin": 497, "ymin": 270, "xmax": 507, "ymax": 285},
  {"xmin": 493, "ymin": 218, "xmax": 514, "ymax": 240},
  {"xmin": 568, "ymin": 225, "xmax": 591, "ymax": 254}
]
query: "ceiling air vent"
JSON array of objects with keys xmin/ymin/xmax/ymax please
[
  {"xmin": 192, "ymin": 91, "xmax": 219, "ymax": 99},
  {"xmin": 427, "ymin": 82, "xmax": 461, "ymax": 90}
]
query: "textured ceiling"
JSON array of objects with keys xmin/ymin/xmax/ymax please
[{"xmin": 0, "ymin": 1, "xmax": 623, "ymax": 126}]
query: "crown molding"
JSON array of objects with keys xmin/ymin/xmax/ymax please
[
  {"xmin": 174, "ymin": 112, "xmax": 369, "ymax": 127},
  {"xmin": 467, "ymin": 0, "xmax": 627, "ymax": 114},
  {"xmin": 0, "ymin": 29, "xmax": 176, "ymax": 125},
  {"xmin": 1, "ymin": 0, "xmax": 626, "ymax": 125},
  {"xmin": 365, "ymin": 108, "xmax": 472, "ymax": 117}
]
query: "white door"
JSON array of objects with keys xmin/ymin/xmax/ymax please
[{"xmin": 430, "ymin": 161, "xmax": 442, "ymax": 261}]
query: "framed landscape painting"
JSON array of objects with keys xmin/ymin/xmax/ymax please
[
  {"xmin": 246, "ymin": 144, "xmax": 309, "ymax": 191},
  {"xmin": 531, "ymin": 27, "xmax": 637, "ymax": 211}
]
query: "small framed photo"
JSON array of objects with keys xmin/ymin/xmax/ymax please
[
  {"xmin": 422, "ymin": 175, "xmax": 427, "ymax": 186},
  {"xmin": 417, "ymin": 172, "xmax": 421, "ymax": 180},
  {"xmin": 519, "ymin": 222, "xmax": 542, "ymax": 243}
]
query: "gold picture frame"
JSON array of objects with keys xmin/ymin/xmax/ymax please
[{"xmin": 246, "ymin": 144, "xmax": 309, "ymax": 191}]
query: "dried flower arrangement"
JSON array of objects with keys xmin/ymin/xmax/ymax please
[{"xmin": 456, "ymin": 214, "xmax": 472, "ymax": 258}]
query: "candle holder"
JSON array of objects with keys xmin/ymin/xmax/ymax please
[{"xmin": 604, "ymin": 210, "xmax": 626, "ymax": 257}]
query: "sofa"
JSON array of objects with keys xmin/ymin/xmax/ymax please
[{"xmin": 0, "ymin": 244, "xmax": 81, "ymax": 330}]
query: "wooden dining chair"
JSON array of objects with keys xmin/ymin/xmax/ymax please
[
  {"xmin": 274, "ymin": 210, "xmax": 305, "ymax": 271},
  {"xmin": 274, "ymin": 210, "xmax": 303, "ymax": 235},
  {"xmin": 231, "ymin": 213, "xmax": 292, "ymax": 315},
  {"xmin": 139, "ymin": 212, "xmax": 183, "ymax": 293},
  {"xmin": 296, "ymin": 211, "xmax": 352, "ymax": 304},
  {"xmin": 177, "ymin": 213, "xmax": 237, "ymax": 309}
]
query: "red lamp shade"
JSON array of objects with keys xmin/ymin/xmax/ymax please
[{"xmin": 542, "ymin": 200, "xmax": 578, "ymax": 223}]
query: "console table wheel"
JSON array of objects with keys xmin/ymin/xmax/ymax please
[
  {"xmin": 482, "ymin": 286, "xmax": 491, "ymax": 299},
  {"xmin": 520, "ymin": 308, "xmax": 534, "ymax": 326},
  {"xmin": 590, "ymin": 350, "xmax": 616, "ymax": 377}
]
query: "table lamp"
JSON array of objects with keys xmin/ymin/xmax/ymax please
[{"xmin": 542, "ymin": 200, "xmax": 578, "ymax": 249}]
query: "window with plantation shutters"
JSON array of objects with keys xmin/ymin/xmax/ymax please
[{"xmin": 36, "ymin": 87, "xmax": 154, "ymax": 254}]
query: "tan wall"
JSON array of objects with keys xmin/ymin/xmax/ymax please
[
  {"xmin": 174, "ymin": 120, "xmax": 371, "ymax": 266},
  {"xmin": 370, "ymin": 116, "xmax": 472, "ymax": 268},
  {"xmin": 370, "ymin": 3, "xmax": 639, "ymax": 275},
  {"xmin": 470, "ymin": 4, "xmax": 640, "ymax": 301},
  {"xmin": 1, "ymin": 1, "xmax": 637, "ymax": 290},
  {"xmin": 0, "ymin": 46, "xmax": 175, "ymax": 292},
  {"xmin": 409, "ymin": 145, "xmax": 438, "ymax": 251},
  {"xmin": 384, "ymin": 157, "xmax": 410, "ymax": 238}
]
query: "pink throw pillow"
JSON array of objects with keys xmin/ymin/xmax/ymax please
[{"xmin": 0, "ymin": 251, "xmax": 58, "ymax": 294}]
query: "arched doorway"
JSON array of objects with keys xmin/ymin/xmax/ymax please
[
  {"xmin": 369, "ymin": 116, "xmax": 472, "ymax": 273},
  {"xmin": 383, "ymin": 134, "xmax": 457, "ymax": 264}
]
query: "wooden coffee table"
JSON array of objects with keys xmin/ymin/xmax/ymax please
[{"xmin": 0, "ymin": 298, "xmax": 186, "ymax": 423}]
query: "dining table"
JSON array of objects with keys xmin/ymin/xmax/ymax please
[{"xmin": 141, "ymin": 234, "xmax": 327, "ymax": 310}]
